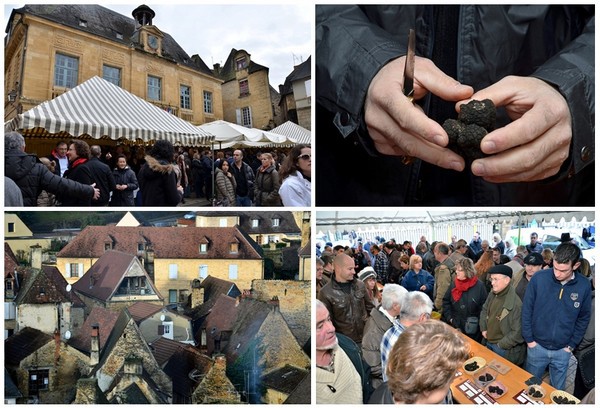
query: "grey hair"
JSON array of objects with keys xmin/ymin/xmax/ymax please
[
  {"xmin": 316, "ymin": 257, "xmax": 324, "ymax": 266},
  {"xmin": 399, "ymin": 291, "xmax": 434, "ymax": 322},
  {"xmin": 381, "ymin": 284, "xmax": 408, "ymax": 312},
  {"xmin": 5, "ymin": 131, "xmax": 25, "ymax": 151}
]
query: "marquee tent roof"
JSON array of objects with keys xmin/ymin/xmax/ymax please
[
  {"xmin": 5, "ymin": 76, "xmax": 215, "ymax": 146},
  {"xmin": 270, "ymin": 121, "xmax": 311, "ymax": 145},
  {"xmin": 198, "ymin": 120, "xmax": 289, "ymax": 148}
]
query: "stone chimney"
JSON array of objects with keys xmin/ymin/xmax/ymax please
[
  {"xmin": 268, "ymin": 296, "xmax": 280, "ymax": 312},
  {"xmin": 214, "ymin": 354, "xmax": 227, "ymax": 371},
  {"xmin": 30, "ymin": 244, "xmax": 43, "ymax": 269},
  {"xmin": 191, "ymin": 279, "xmax": 204, "ymax": 309},
  {"xmin": 90, "ymin": 324, "xmax": 100, "ymax": 366},
  {"xmin": 213, "ymin": 63, "xmax": 221, "ymax": 75}
]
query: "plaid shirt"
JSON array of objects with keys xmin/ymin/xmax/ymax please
[
  {"xmin": 380, "ymin": 321, "xmax": 406, "ymax": 382},
  {"xmin": 374, "ymin": 251, "xmax": 389, "ymax": 282}
]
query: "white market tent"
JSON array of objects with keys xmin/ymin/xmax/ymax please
[
  {"xmin": 198, "ymin": 119, "xmax": 297, "ymax": 148},
  {"xmin": 5, "ymin": 76, "xmax": 215, "ymax": 147},
  {"xmin": 271, "ymin": 120, "xmax": 311, "ymax": 145},
  {"xmin": 316, "ymin": 210, "xmax": 595, "ymax": 251}
]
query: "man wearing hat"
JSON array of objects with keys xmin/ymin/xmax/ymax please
[
  {"xmin": 512, "ymin": 252, "xmax": 544, "ymax": 301},
  {"xmin": 479, "ymin": 264, "xmax": 526, "ymax": 365}
]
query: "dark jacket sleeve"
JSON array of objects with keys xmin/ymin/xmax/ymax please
[
  {"xmin": 531, "ymin": 11, "xmax": 595, "ymax": 178},
  {"xmin": 164, "ymin": 171, "xmax": 182, "ymax": 206},
  {"xmin": 316, "ymin": 6, "xmax": 405, "ymax": 137},
  {"xmin": 125, "ymin": 169, "xmax": 139, "ymax": 191},
  {"xmin": 39, "ymin": 164, "xmax": 94, "ymax": 200}
]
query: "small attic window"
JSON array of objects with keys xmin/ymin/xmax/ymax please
[
  {"xmin": 199, "ymin": 243, "xmax": 208, "ymax": 253},
  {"xmin": 230, "ymin": 242, "xmax": 239, "ymax": 254},
  {"xmin": 272, "ymin": 218, "xmax": 280, "ymax": 227},
  {"xmin": 251, "ymin": 219, "xmax": 259, "ymax": 228},
  {"xmin": 236, "ymin": 56, "xmax": 247, "ymax": 70},
  {"xmin": 79, "ymin": 19, "xmax": 88, "ymax": 27},
  {"xmin": 116, "ymin": 32, "xmax": 123, "ymax": 40},
  {"xmin": 105, "ymin": 242, "xmax": 112, "ymax": 251}
]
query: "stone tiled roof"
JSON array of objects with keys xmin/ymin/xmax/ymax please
[
  {"xmin": 283, "ymin": 370, "xmax": 311, "ymax": 404},
  {"xmin": 149, "ymin": 336, "xmax": 185, "ymax": 367},
  {"xmin": 189, "ymin": 276, "xmax": 241, "ymax": 324},
  {"xmin": 279, "ymin": 56, "xmax": 311, "ymax": 97},
  {"xmin": 4, "ymin": 242, "xmax": 19, "ymax": 279},
  {"xmin": 298, "ymin": 242, "xmax": 310, "ymax": 256},
  {"xmin": 261, "ymin": 364, "xmax": 309, "ymax": 394},
  {"xmin": 72, "ymin": 250, "xmax": 162, "ymax": 302},
  {"xmin": 4, "ymin": 368, "xmax": 22, "ymax": 398},
  {"xmin": 204, "ymin": 294, "xmax": 239, "ymax": 355},
  {"xmin": 223, "ymin": 297, "xmax": 271, "ymax": 363},
  {"xmin": 57, "ymin": 225, "xmax": 262, "ymax": 260},
  {"xmin": 15, "ymin": 266, "xmax": 85, "ymax": 307},
  {"xmin": 214, "ymin": 48, "xmax": 269, "ymax": 83},
  {"xmin": 68, "ymin": 306, "xmax": 121, "ymax": 354},
  {"xmin": 10, "ymin": 4, "xmax": 215, "ymax": 77},
  {"xmin": 5, "ymin": 327, "xmax": 53, "ymax": 367}
]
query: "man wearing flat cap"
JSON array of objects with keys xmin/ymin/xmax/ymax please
[
  {"xmin": 512, "ymin": 252, "xmax": 545, "ymax": 301},
  {"xmin": 480, "ymin": 264, "xmax": 526, "ymax": 365}
]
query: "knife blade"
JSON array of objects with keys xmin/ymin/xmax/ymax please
[{"xmin": 403, "ymin": 29, "xmax": 416, "ymax": 102}]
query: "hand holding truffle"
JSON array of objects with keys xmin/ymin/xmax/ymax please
[
  {"xmin": 462, "ymin": 76, "xmax": 572, "ymax": 183},
  {"xmin": 364, "ymin": 56, "xmax": 473, "ymax": 172}
]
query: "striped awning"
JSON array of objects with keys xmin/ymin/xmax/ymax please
[
  {"xmin": 5, "ymin": 76, "xmax": 215, "ymax": 146},
  {"xmin": 271, "ymin": 121, "xmax": 311, "ymax": 145}
]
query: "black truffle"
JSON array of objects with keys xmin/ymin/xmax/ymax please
[
  {"xmin": 465, "ymin": 361, "xmax": 480, "ymax": 372},
  {"xmin": 458, "ymin": 99, "xmax": 496, "ymax": 131}
]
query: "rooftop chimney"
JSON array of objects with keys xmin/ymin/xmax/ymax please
[
  {"xmin": 90, "ymin": 323, "xmax": 100, "ymax": 366},
  {"xmin": 268, "ymin": 296, "xmax": 280, "ymax": 312}
]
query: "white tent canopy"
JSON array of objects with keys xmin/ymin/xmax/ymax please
[
  {"xmin": 5, "ymin": 76, "xmax": 215, "ymax": 146},
  {"xmin": 198, "ymin": 119, "xmax": 298, "ymax": 148},
  {"xmin": 271, "ymin": 120, "xmax": 311, "ymax": 145}
]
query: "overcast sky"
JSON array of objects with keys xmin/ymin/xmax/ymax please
[{"xmin": 4, "ymin": 3, "xmax": 313, "ymax": 87}]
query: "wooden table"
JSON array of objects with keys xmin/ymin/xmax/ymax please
[{"xmin": 451, "ymin": 334, "xmax": 557, "ymax": 404}]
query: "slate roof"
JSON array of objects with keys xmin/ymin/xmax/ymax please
[
  {"xmin": 5, "ymin": 327, "xmax": 53, "ymax": 367},
  {"xmin": 214, "ymin": 48, "xmax": 269, "ymax": 83},
  {"xmin": 162, "ymin": 347, "xmax": 212, "ymax": 398},
  {"xmin": 68, "ymin": 307, "xmax": 121, "ymax": 354},
  {"xmin": 57, "ymin": 225, "xmax": 263, "ymax": 260},
  {"xmin": 223, "ymin": 298, "xmax": 271, "ymax": 363},
  {"xmin": 283, "ymin": 370, "xmax": 311, "ymax": 404},
  {"xmin": 279, "ymin": 56, "xmax": 311, "ymax": 97},
  {"xmin": 4, "ymin": 368, "xmax": 22, "ymax": 398},
  {"xmin": 9, "ymin": 4, "xmax": 215, "ymax": 77},
  {"xmin": 15, "ymin": 265, "xmax": 85, "ymax": 307},
  {"xmin": 261, "ymin": 365, "xmax": 309, "ymax": 394},
  {"xmin": 128, "ymin": 302, "xmax": 163, "ymax": 325},
  {"xmin": 72, "ymin": 250, "xmax": 162, "ymax": 302},
  {"xmin": 4, "ymin": 242, "xmax": 19, "ymax": 278}
]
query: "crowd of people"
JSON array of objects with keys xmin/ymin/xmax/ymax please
[
  {"xmin": 5, "ymin": 131, "xmax": 312, "ymax": 207},
  {"xmin": 316, "ymin": 231, "xmax": 594, "ymax": 404}
]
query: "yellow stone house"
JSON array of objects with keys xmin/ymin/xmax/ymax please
[{"xmin": 56, "ymin": 225, "xmax": 264, "ymax": 304}]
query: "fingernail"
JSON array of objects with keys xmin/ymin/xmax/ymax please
[
  {"xmin": 472, "ymin": 162, "xmax": 485, "ymax": 176},
  {"xmin": 481, "ymin": 140, "xmax": 495, "ymax": 152},
  {"xmin": 450, "ymin": 161, "xmax": 463, "ymax": 172},
  {"xmin": 433, "ymin": 134, "xmax": 446, "ymax": 145}
]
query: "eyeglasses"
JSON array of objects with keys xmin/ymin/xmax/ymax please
[
  {"xmin": 298, "ymin": 154, "xmax": 311, "ymax": 160},
  {"xmin": 489, "ymin": 276, "xmax": 508, "ymax": 282}
]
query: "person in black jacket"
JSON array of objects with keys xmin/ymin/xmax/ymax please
[
  {"xmin": 88, "ymin": 145, "xmax": 116, "ymax": 206},
  {"xmin": 137, "ymin": 139, "xmax": 183, "ymax": 206},
  {"xmin": 5, "ymin": 132, "xmax": 99, "ymax": 206},
  {"xmin": 110, "ymin": 154, "xmax": 138, "ymax": 206},
  {"xmin": 60, "ymin": 140, "xmax": 98, "ymax": 206},
  {"xmin": 316, "ymin": 5, "xmax": 594, "ymax": 206}
]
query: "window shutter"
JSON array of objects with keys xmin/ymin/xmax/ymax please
[
  {"xmin": 236, "ymin": 108, "xmax": 241, "ymax": 125},
  {"xmin": 79, "ymin": 263, "xmax": 84, "ymax": 277},
  {"xmin": 248, "ymin": 106, "xmax": 253, "ymax": 127},
  {"xmin": 158, "ymin": 325, "xmax": 165, "ymax": 335}
]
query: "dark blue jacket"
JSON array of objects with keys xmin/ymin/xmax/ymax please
[
  {"xmin": 400, "ymin": 269, "xmax": 434, "ymax": 297},
  {"xmin": 522, "ymin": 269, "xmax": 592, "ymax": 350}
]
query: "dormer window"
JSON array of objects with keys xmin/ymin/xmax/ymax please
[
  {"xmin": 236, "ymin": 56, "xmax": 248, "ymax": 70},
  {"xmin": 79, "ymin": 19, "xmax": 88, "ymax": 27},
  {"xmin": 200, "ymin": 243, "xmax": 208, "ymax": 253},
  {"xmin": 251, "ymin": 219, "xmax": 259, "ymax": 228},
  {"xmin": 138, "ymin": 243, "xmax": 145, "ymax": 251},
  {"xmin": 230, "ymin": 242, "xmax": 239, "ymax": 254},
  {"xmin": 116, "ymin": 32, "xmax": 123, "ymax": 40},
  {"xmin": 272, "ymin": 218, "xmax": 280, "ymax": 227},
  {"xmin": 105, "ymin": 242, "xmax": 112, "ymax": 251}
]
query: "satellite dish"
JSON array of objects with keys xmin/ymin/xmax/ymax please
[
  {"xmin": 160, "ymin": 314, "xmax": 165, "ymax": 322},
  {"xmin": 66, "ymin": 284, "xmax": 72, "ymax": 292},
  {"xmin": 65, "ymin": 330, "xmax": 71, "ymax": 339}
]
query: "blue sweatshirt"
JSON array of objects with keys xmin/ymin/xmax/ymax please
[{"xmin": 522, "ymin": 269, "xmax": 591, "ymax": 350}]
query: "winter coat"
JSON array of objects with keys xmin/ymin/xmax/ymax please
[
  {"xmin": 400, "ymin": 269, "xmax": 435, "ymax": 298},
  {"xmin": 254, "ymin": 165, "xmax": 282, "ymax": 206},
  {"xmin": 442, "ymin": 278, "xmax": 488, "ymax": 340},
  {"xmin": 317, "ymin": 275, "xmax": 369, "ymax": 344},
  {"xmin": 522, "ymin": 269, "xmax": 592, "ymax": 350},
  {"xmin": 279, "ymin": 170, "xmax": 311, "ymax": 206},
  {"xmin": 5, "ymin": 150, "xmax": 94, "ymax": 206},
  {"xmin": 231, "ymin": 161, "xmax": 255, "ymax": 198},
  {"xmin": 60, "ymin": 159, "xmax": 95, "ymax": 206},
  {"xmin": 137, "ymin": 155, "xmax": 182, "ymax": 206},
  {"xmin": 110, "ymin": 166, "xmax": 138, "ymax": 206},
  {"xmin": 361, "ymin": 307, "xmax": 393, "ymax": 389},
  {"xmin": 87, "ymin": 157, "xmax": 116, "ymax": 206},
  {"xmin": 316, "ymin": 6, "xmax": 594, "ymax": 205},
  {"xmin": 480, "ymin": 285, "xmax": 526, "ymax": 365},
  {"xmin": 215, "ymin": 168, "xmax": 237, "ymax": 206}
]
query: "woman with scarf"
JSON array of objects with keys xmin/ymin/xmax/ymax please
[
  {"xmin": 59, "ymin": 140, "xmax": 95, "ymax": 206},
  {"xmin": 254, "ymin": 152, "xmax": 282, "ymax": 206},
  {"xmin": 401, "ymin": 254, "xmax": 435, "ymax": 299},
  {"xmin": 442, "ymin": 257, "xmax": 488, "ymax": 341}
]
